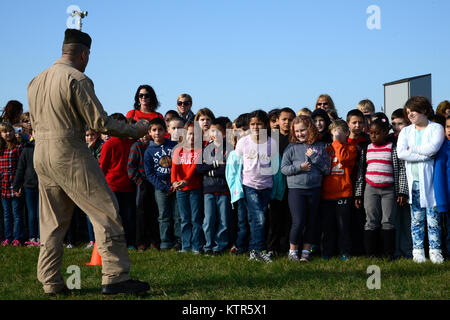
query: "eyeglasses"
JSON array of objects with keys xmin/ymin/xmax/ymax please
[
  {"xmin": 139, "ymin": 93, "xmax": 151, "ymax": 99},
  {"xmin": 177, "ymin": 101, "xmax": 191, "ymax": 106},
  {"xmin": 317, "ymin": 102, "xmax": 328, "ymax": 106},
  {"xmin": 22, "ymin": 120, "xmax": 30, "ymax": 123}
]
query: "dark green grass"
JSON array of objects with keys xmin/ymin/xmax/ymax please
[{"xmin": 0, "ymin": 245, "xmax": 448, "ymax": 300}]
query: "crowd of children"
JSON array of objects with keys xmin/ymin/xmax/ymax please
[{"xmin": 0, "ymin": 94, "xmax": 449, "ymax": 265}]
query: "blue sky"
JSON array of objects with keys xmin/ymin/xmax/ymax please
[{"xmin": 1, "ymin": 0, "xmax": 449, "ymax": 121}]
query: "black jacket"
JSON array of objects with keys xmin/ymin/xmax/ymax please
[
  {"xmin": 13, "ymin": 140, "xmax": 38, "ymax": 191},
  {"xmin": 196, "ymin": 140, "xmax": 229, "ymax": 194}
]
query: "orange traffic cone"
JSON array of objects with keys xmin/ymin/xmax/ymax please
[{"xmin": 85, "ymin": 241, "xmax": 102, "ymax": 266}]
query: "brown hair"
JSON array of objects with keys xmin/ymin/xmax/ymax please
[
  {"xmin": 290, "ymin": 115, "xmax": 320, "ymax": 145},
  {"xmin": 403, "ymin": 96, "xmax": 434, "ymax": 119},
  {"xmin": 0, "ymin": 122, "xmax": 19, "ymax": 149},
  {"xmin": 328, "ymin": 119, "xmax": 350, "ymax": 135},
  {"xmin": 436, "ymin": 100, "xmax": 450, "ymax": 117},
  {"xmin": 194, "ymin": 108, "xmax": 215, "ymax": 121}
]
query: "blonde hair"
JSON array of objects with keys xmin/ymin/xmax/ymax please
[
  {"xmin": 0, "ymin": 122, "xmax": 18, "ymax": 149},
  {"xmin": 357, "ymin": 99, "xmax": 375, "ymax": 114},
  {"xmin": 297, "ymin": 107, "xmax": 312, "ymax": 117},
  {"xmin": 328, "ymin": 119, "xmax": 350, "ymax": 135},
  {"xmin": 177, "ymin": 93, "xmax": 193, "ymax": 104},
  {"xmin": 315, "ymin": 94, "xmax": 336, "ymax": 111}
]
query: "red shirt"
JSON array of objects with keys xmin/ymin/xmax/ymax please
[
  {"xmin": 171, "ymin": 147, "xmax": 202, "ymax": 191},
  {"xmin": 126, "ymin": 109, "xmax": 163, "ymax": 122},
  {"xmin": 100, "ymin": 136, "xmax": 136, "ymax": 192}
]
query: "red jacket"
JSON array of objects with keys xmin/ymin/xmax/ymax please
[
  {"xmin": 100, "ymin": 136, "xmax": 136, "ymax": 192},
  {"xmin": 126, "ymin": 109, "xmax": 163, "ymax": 122},
  {"xmin": 171, "ymin": 147, "xmax": 202, "ymax": 191}
]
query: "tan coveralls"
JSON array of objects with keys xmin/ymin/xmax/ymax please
[{"xmin": 27, "ymin": 58, "xmax": 142, "ymax": 294}]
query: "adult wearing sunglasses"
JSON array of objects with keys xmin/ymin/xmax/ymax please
[
  {"xmin": 126, "ymin": 84, "xmax": 164, "ymax": 122},
  {"xmin": 176, "ymin": 93, "xmax": 195, "ymax": 124},
  {"xmin": 315, "ymin": 94, "xmax": 339, "ymax": 120}
]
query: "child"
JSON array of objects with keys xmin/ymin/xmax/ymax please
[
  {"xmin": 398, "ymin": 96, "xmax": 445, "ymax": 264},
  {"xmin": 128, "ymin": 128, "xmax": 159, "ymax": 251},
  {"xmin": 144, "ymin": 118, "xmax": 180, "ymax": 250},
  {"xmin": 321, "ymin": 120, "xmax": 357, "ymax": 260},
  {"xmin": 434, "ymin": 115, "xmax": 450, "ymax": 257},
  {"xmin": 226, "ymin": 113, "xmax": 250, "ymax": 254},
  {"xmin": 312, "ymin": 108, "xmax": 332, "ymax": 144},
  {"xmin": 99, "ymin": 113, "xmax": 137, "ymax": 249},
  {"xmin": 167, "ymin": 117, "xmax": 185, "ymax": 143},
  {"xmin": 297, "ymin": 108, "xmax": 312, "ymax": 117},
  {"xmin": 235, "ymin": 110, "xmax": 279, "ymax": 263},
  {"xmin": 0, "ymin": 122, "xmax": 24, "ymax": 246},
  {"xmin": 194, "ymin": 108, "xmax": 215, "ymax": 144},
  {"xmin": 357, "ymin": 99, "xmax": 376, "ymax": 134},
  {"xmin": 268, "ymin": 109, "xmax": 280, "ymax": 130},
  {"xmin": 13, "ymin": 128, "xmax": 39, "ymax": 247},
  {"xmin": 281, "ymin": 116, "xmax": 331, "ymax": 262},
  {"xmin": 171, "ymin": 121, "xmax": 204, "ymax": 253},
  {"xmin": 389, "ymin": 109, "xmax": 413, "ymax": 258},
  {"xmin": 197, "ymin": 118, "xmax": 231, "ymax": 255},
  {"xmin": 267, "ymin": 107, "xmax": 295, "ymax": 257},
  {"xmin": 346, "ymin": 109, "xmax": 370, "ymax": 256},
  {"xmin": 355, "ymin": 118, "xmax": 408, "ymax": 259}
]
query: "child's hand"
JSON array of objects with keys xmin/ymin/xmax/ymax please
[
  {"xmin": 300, "ymin": 161, "xmax": 311, "ymax": 171},
  {"xmin": 355, "ymin": 199, "xmax": 362, "ymax": 209},
  {"xmin": 397, "ymin": 195, "xmax": 407, "ymax": 206},
  {"xmin": 167, "ymin": 186, "xmax": 175, "ymax": 195},
  {"xmin": 176, "ymin": 180, "xmax": 187, "ymax": 190},
  {"xmin": 305, "ymin": 148, "xmax": 315, "ymax": 158}
]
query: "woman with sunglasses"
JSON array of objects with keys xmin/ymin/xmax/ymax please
[
  {"xmin": 126, "ymin": 85, "xmax": 164, "ymax": 122},
  {"xmin": 315, "ymin": 94, "xmax": 339, "ymax": 120},
  {"xmin": 176, "ymin": 93, "xmax": 195, "ymax": 124}
]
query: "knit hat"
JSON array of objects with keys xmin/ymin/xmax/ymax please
[{"xmin": 63, "ymin": 28, "xmax": 92, "ymax": 49}]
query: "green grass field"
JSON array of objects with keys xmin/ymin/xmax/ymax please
[{"xmin": 0, "ymin": 245, "xmax": 448, "ymax": 300}]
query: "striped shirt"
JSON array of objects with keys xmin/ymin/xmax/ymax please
[{"xmin": 365, "ymin": 142, "xmax": 394, "ymax": 187}]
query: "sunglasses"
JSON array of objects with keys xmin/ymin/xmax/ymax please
[
  {"xmin": 177, "ymin": 101, "xmax": 191, "ymax": 106},
  {"xmin": 139, "ymin": 93, "xmax": 150, "ymax": 99},
  {"xmin": 22, "ymin": 120, "xmax": 30, "ymax": 123},
  {"xmin": 317, "ymin": 102, "xmax": 328, "ymax": 106}
]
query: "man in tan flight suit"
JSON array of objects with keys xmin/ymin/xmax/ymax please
[{"xmin": 28, "ymin": 29, "xmax": 150, "ymax": 295}]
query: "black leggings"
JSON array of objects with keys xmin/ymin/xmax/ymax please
[{"xmin": 288, "ymin": 188, "xmax": 321, "ymax": 246}]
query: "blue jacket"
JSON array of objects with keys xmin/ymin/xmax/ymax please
[
  {"xmin": 144, "ymin": 139, "xmax": 178, "ymax": 192},
  {"xmin": 434, "ymin": 139, "xmax": 450, "ymax": 213},
  {"xmin": 226, "ymin": 150, "xmax": 285, "ymax": 204}
]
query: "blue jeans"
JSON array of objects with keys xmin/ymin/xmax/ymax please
[
  {"xmin": 154, "ymin": 189, "xmax": 181, "ymax": 249},
  {"xmin": 203, "ymin": 193, "xmax": 231, "ymax": 252},
  {"xmin": 243, "ymin": 186, "xmax": 271, "ymax": 252},
  {"xmin": 176, "ymin": 189, "xmax": 204, "ymax": 252},
  {"xmin": 1, "ymin": 197, "xmax": 24, "ymax": 241},
  {"xmin": 410, "ymin": 182, "xmax": 441, "ymax": 250},
  {"xmin": 235, "ymin": 198, "xmax": 249, "ymax": 252},
  {"xmin": 24, "ymin": 188, "xmax": 39, "ymax": 240}
]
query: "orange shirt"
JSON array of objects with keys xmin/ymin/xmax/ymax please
[{"xmin": 322, "ymin": 140, "xmax": 358, "ymax": 199}]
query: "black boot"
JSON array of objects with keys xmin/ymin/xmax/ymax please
[
  {"xmin": 364, "ymin": 230, "xmax": 379, "ymax": 257},
  {"xmin": 381, "ymin": 229, "xmax": 396, "ymax": 260}
]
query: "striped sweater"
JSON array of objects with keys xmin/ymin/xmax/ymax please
[
  {"xmin": 127, "ymin": 139, "xmax": 148, "ymax": 186},
  {"xmin": 365, "ymin": 142, "xmax": 394, "ymax": 187},
  {"xmin": 355, "ymin": 141, "xmax": 408, "ymax": 199}
]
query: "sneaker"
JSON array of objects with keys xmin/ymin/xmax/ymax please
[
  {"xmin": 429, "ymin": 249, "xmax": 444, "ymax": 264},
  {"xmin": 300, "ymin": 250, "xmax": 311, "ymax": 262},
  {"xmin": 288, "ymin": 251, "xmax": 300, "ymax": 261},
  {"xmin": 341, "ymin": 254, "xmax": 351, "ymax": 261},
  {"xmin": 85, "ymin": 241, "xmax": 94, "ymax": 250},
  {"xmin": 150, "ymin": 243, "xmax": 159, "ymax": 250},
  {"xmin": 128, "ymin": 245, "xmax": 136, "ymax": 250},
  {"xmin": 137, "ymin": 245, "xmax": 147, "ymax": 251},
  {"xmin": 204, "ymin": 250, "xmax": 214, "ymax": 256},
  {"xmin": 102, "ymin": 279, "xmax": 150, "ymax": 295},
  {"xmin": 192, "ymin": 250, "xmax": 202, "ymax": 255},
  {"xmin": 249, "ymin": 250, "xmax": 260, "ymax": 261},
  {"xmin": 412, "ymin": 248, "xmax": 426, "ymax": 263},
  {"xmin": 12, "ymin": 240, "xmax": 21, "ymax": 247},
  {"xmin": 229, "ymin": 246, "xmax": 238, "ymax": 254},
  {"xmin": 1, "ymin": 239, "xmax": 9, "ymax": 246},
  {"xmin": 258, "ymin": 251, "xmax": 273, "ymax": 263},
  {"xmin": 25, "ymin": 238, "xmax": 36, "ymax": 247},
  {"xmin": 66, "ymin": 243, "xmax": 73, "ymax": 249},
  {"xmin": 173, "ymin": 242, "xmax": 182, "ymax": 251}
]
